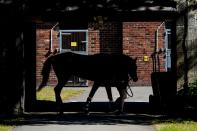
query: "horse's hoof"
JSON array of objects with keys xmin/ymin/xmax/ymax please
[
  {"xmin": 83, "ymin": 108, "xmax": 89, "ymax": 115},
  {"xmin": 57, "ymin": 111, "xmax": 64, "ymax": 116},
  {"xmin": 112, "ymin": 110, "xmax": 125, "ymax": 115},
  {"xmin": 85, "ymin": 111, "xmax": 90, "ymax": 116},
  {"xmin": 83, "ymin": 108, "xmax": 90, "ymax": 115}
]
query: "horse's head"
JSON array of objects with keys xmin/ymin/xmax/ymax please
[{"xmin": 128, "ymin": 57, "xmax": 138, "ymax": 82}]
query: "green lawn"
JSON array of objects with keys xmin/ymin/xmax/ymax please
[
  {"xmin": 36, "ymin": 86, "xmax": 85, "ymax": 101},
  {"xmin": 153, "ymin": 119, "xmax": 197, "ymax": 131},
  {"xmin": 0, "ymin": 125, "xmax": 14, "ymax": 131},
  {"xmin": 0, "ymin": 118, "xmax": 23, "ymax": 131}
]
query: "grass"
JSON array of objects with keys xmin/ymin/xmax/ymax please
[
  {"xmin": 36, "ymin": 86, "xmax": 85, "ymax": 101},
  {"xmin": 0, "ymin": 118, "xmax": 23, "ymax": 131},
  {"xmin": 0, "ymin": 125, "xmax": 14, "ymax": 131},
  {"xmin": 153, "ymin": 119, "xmax": 197, "ymax": 131}
]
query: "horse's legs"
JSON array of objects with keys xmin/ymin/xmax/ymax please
[
  {"xmin": 105, "ymin": 86, "xmax": 113, "ymax": 102},
  {"xmin": 54, "ymin": 81, "xmax": 66, "ymax": 114},
  {"xmin": 115, "ymin": 83, "xmax": 127, "ymax": 114},
  {"xmin": 105, "ymin": 86, "xmax": 113, "ymax": 111},
  {"xmin": 84, "ymin": 82, "xmax": 100, "ymax": 114},
  {"xmin": 86, "ymin": 82, "xmax": 100, "ymax": 102}
]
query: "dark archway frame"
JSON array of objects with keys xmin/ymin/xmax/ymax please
[
  {"xmin": 24, "ymin": 10, "xmax": 178, "ymax": 112},
  {"xmin": 0, "ymin": 0, "xmax": 178, "ymax": 113}
]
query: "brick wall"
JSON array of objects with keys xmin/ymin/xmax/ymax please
[
  {"xmin": 36, "ymin": 29, "xmax": 49, "ymax": 86},
  {"xmin": 99, "ymin": 22, "xmax": 122, "ymax": 54},
  {"xmin": 36, "ymin": 21, "xmax": 166, "ymax": 87},
  {"xmin": 123, "ymin": 22, "xmax": 165, "ymax": 86},
  {"xmin": 88, "ymin": 23, "xmax": 100, "ymax": 55},
  {"xmin": 36, "ymin": 27, "xmax": 59, "ymax": 86},
  {"xmin": 88, "ymin": 22, "xmax": 122, "ymax": 54}
]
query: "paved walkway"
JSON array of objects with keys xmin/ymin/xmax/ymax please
[
  {"xmin": 14, "ymin": 122, "xmax": 155, "ymax": 131},
  {"xmin": 13, "ymin": 86, "xmax": 156, "ymax": 131},
  {"xmin": 65, "ymin": 86, "xmax": 153, "ymax": 102}
]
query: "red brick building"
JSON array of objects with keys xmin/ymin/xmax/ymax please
[{"xmin": 36, "ymin": 20, "xmax": 169, "ymax": 87}]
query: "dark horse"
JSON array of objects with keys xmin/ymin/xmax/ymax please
[{"xmin": 37, "ymin": 52, "xmax": 138, "ymax": 114}]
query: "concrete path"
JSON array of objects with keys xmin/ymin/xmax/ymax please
[
  {"xmin": 14, "ymin": 123, "xmax": 155, "ymax": 131},
  {"xmin": 65, "ymin": 86, "xmax": 153, "ymax": 102},
  {"xmin": 13, "ymin": 86, "xmax": 156, "ymax": 131}
]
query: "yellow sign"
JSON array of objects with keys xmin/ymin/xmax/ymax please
[
  {"xmin": 71, "ymin": 42, "xmax": 77, "ymax": 47},
  {"xmin": 143, "ymin": 55, "xmax": 149, "ymax": 62}
]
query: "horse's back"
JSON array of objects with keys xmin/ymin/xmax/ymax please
[{"xmin": 51, "ymin": 52, "xmax": 132, "ymax": 82}]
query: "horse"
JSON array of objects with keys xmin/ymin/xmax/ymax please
[{"xmin": 37, "ymin": 52, "xmax": 138, "ymax": 114}]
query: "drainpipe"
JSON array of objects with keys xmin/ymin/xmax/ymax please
[
  {"xmin": 154, "ymin": 21, "xmax": 165, "ymax": 72},
  {"xmin": 156, "ymin": 21, "xmax": 165, "ymax": 52},
  {"xmin": 50, "ymin": 22, "xmax": 59, "ymax": 52}
]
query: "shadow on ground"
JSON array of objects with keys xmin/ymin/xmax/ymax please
[
  {"xmin": 1, "ymin": 100, "xmax": 197, "ymax": 128},
  {"xmin": 1, "ymin": 112, "xmax": 197, "ymax": 128},
  {"xmin": 27, "ymin": 100, "xmax": 197, "ymax": 117},
  {"xmin": 0, "ymin": 113, "xmax": 158, "ymax": 127}
]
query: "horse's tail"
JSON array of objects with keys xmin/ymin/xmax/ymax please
[{"xmin": 37, "ymin": 56, "xmax": 53, "ymax": 92}]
